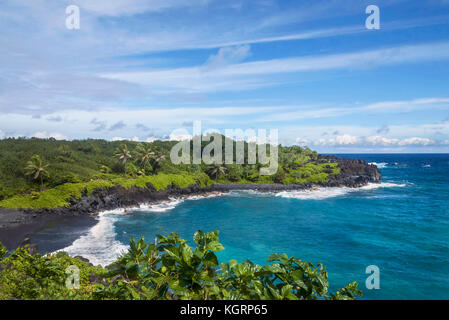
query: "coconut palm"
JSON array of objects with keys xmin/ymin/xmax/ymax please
[
  {"xmin": 150, "ymin": 149, "xmax": 166, "ymax": 173},
  {"xmin": 115, "ymin": 144, "xmax": 132, "ymax": 175},
  {"xmin": 24, "ymin": 155, "xmax": 49, "ymax": 190},
  {"xmin": 135, "ymin": 143, "xmax": 155, "ymax": 171},
  {"xmin": 207, "ymin": 164, "xmax": 227, "ymax": 180}
]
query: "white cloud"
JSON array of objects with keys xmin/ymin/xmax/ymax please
[
  {"xmin": 398, "ymin": 137, "xmax": 435, "ymax": 146},
  {"xmin": 146, "ymin": 136, "xmax": 159, "ymax": 143},
  {"xmin": 169, "ymin": 128, "xmax": 192, "ymax": 141},
  {"xmin": 206, "ymin": 45, "xmax": 251, "ymax": 68},
  {"xmin": 335, "ymin": 134, "xmax": 359, "ymax": 145},
  {"xmin": 255, "ymin": 97, "xmax": 449, "ymax": 122},
  {"xmin": 32, "ymin": 131, "xmax": 67, "ymax": 140},
  {"xmin": 311, "ymin": 134, "xmax": 360, "ymax": 146},
  {"xmin": 75, "ymin": 0, "xmax": 209, "ymax": 16},
  {"xmin": 101, "ymin": 41, "xmax": 449, "ymax": 93},
  {"xmin": 297, "ymin": 134, "xmax": 437, "ymax": 148},
  {"xmin": 112, "ymin": 136, "xmax": 140, "ymax": 142},
  {"xmin": 365, "ymin": 135, "xmax": 400, "ymax": 146}
]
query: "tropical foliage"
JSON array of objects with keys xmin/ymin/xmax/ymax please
[
  {"xmin": 24, "ymin": 155, "xmax": 49, "ymax": 190},
  {"xmin": 0, "ymin": 231, "xmax": 362, "ymax": 300},
  {"xmin": 115, "ymin": 144, "xmax": 132, "ymax": 175},
  {"xmin": 0, "ymin": 137, "xmax": 340, "ymax": 203}
]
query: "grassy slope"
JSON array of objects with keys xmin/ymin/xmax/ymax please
[{"xmin": 0, "ymin": 138, "xmax": 340, "ymax": 210}]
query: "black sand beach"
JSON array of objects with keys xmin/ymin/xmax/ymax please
[{"xmin": 0, "ymin": 208, "xmax": 97, "ymax": 252}]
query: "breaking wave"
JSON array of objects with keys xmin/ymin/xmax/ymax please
[
  {"xmin": 55, "ymin": 183, "xmax": 408, "ymax": 266},
  {"xmin": 138, "ymin": 198, "xmax": 184, "ymax": 212},
  {"xmin": 55, "ymin": 209, "xmax": 129, "ymax": 267},
  {"xmin": 369, "ymin": 162, "xmax": 388, "ymax": 169},
  {"xmin": 275, "ymin": 182, "xmax": 407, "ymax": 200}
]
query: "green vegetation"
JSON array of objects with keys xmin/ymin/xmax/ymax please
[
  {"xmin": 114, "ymin": 144, "xmax": 132, "ymax": 175},
  {"xmin": 0, "ymin": 231, "xmax": 361, "ymax": 300},
  {"xmin": 0, "ymin": 137, "xmax": 339, "ymax": 210},
  {"xmin": 24, "ymin": 155, "xmax": 49, "ymax": 191}
]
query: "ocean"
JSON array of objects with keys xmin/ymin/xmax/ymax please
[{"xmin": 32, "ymin": 154, "xmax": 449, "ymax": 299}]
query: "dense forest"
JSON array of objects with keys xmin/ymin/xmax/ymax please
[{"xmin": 0, "ymin": 137, "xmax": 340, "ymax": 209}]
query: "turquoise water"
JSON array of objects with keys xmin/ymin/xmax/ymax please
[{"xmin": 60, "ymin": 154, "xmax": 449, "ymax": 299}]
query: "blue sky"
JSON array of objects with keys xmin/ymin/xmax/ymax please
[{"xmin": 1, "ymin": 0, "xmax": 449, "ymax": 152}]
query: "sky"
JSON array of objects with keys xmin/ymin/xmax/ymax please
[{"xmin": 1, "ymin": 0, "xmax": 449, "ymax": 153}]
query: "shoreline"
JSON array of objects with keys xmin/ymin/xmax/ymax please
[
  {"xmin": 0, "ymin": 157, "xmax": 381, "ymax": 252},
  {"xmin": 0, "ymin": 182, "xmax": 379, "ymax": 252}
]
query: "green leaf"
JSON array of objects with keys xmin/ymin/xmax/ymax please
[
  {"xmin": 203, "ymin": 251, "xmax": 219, "ymax": 267},
  {"xmin": 206, "ymin": 241, "xmax": 224, "ymax": 252},
  {"xmin": 267, "ymin": 253, "xmax": 282, "ymax": 262},
  {"xmin": 281, "ymin": 285, "xmax": 293, "ymax": 298},
  {"xmin": 193, "ymin": 230, "xmax": 205, "ymax": 245},
  {"xmin": 181, "ymin": 245, "xmax": 193, "ymax": 265},
  {"xmin": 164, "ymin": 247, "xmax": 180, "ymax": 262}
]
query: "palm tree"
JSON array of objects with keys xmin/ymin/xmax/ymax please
[
  {"xmin": 207, "ymin": 164, "xmax": 227, "ymax": 180},
  {"xmin": 24, "ymin": 155, "xmax": 49, "ymax": 190},
  {"xmin": 135, "ymin": 143, "xmax": 155, "ymax": 172},
  {"xmin": 243, "ymin": 164, "xmax": 258, "ymax": 182},
  {"xmin": 149, "ymin": 148, "xmax": 166, "ymax": 173},
  {"xmin": 115, "ymin": 144, "xmax": 132, "ymax": 175},
  {"xmin": 152, "ymin": 153, "xmax": 165, "ymax": 166}
]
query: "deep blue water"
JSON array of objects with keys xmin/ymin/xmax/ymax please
[{"xmin": 53, "ymin": 154, "xmax": 449, "ymax": 299}]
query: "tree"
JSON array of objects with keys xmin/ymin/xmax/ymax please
[
  {"xmin": 115, "ymin": 144, "xmax": 132, "ymax": 175},
  {"xmin": 135, "ymin": 143, "xmax": 155, "ymax": 174},
  {"xmin": 0, "ymin": 231, "xmax": 362, "ymax": 300},
  {"xmin": 207, "ymin": 164, "xmax": 227, "ymax": 180},
  {"xmin": 94, "ymin": 230, "xmax": 362, "ymax": 300},
  {"xmin": 243, "ymin": 164, "xmax": 258, "ymax": 182},
  {"xmin": 24, "ymin": 155, "xmax": 49, "ymax": 190},
  {"xmin": 149, "ymin": 149, "xmax": 166, "ymax": 174},
  {"xmin": 99, "ymin": 165, "xmax": 111, "ymax": 174}
]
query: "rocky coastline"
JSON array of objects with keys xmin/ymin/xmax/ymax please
[{"xmin": 0, "ymin": 157, "xmax": 381, "ymax": 250}]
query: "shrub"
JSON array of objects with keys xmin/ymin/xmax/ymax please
[{"xmin": 0, "ymin": 232, "xmax": 362, "ymax": 300}]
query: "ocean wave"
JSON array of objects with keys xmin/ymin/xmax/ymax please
[
  {"xmin": 54, "ymin": 209, "xmax": 129, "ymax": 267},
  {"xmin": 369, "ymin": 162, "xmax": 388, "ymax": 169},
  {"xmin": 138, "ymin": 198, "xmax": 184, "ymax": 212},
  {"xmin": 275, "ymin": 182, "xmax": 406, "ymax": 200},
  {"xmin": 185, "ymin": 193, "xmax": 224, "ymax": 201},
  {"xmin": 137, "ymin": 193, "xmax": 224, "ymax": 212},
  {"xmin": 54, "ymin": 194, "xmax": 225, "ymax": 265}
]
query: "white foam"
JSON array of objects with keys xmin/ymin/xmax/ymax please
[
  {"xmin": 55, "ymin": 209, "xmax": 129, "ymax": 266},
  {"xmin": 275, "ymin": 182, "xmax": 406, "ymax": 200},
  {"xmin": 138, "ymin": 198, "xmax": 184, "ymax": 212},
  {"xmin": 422, "ymin": 164, "xmax": 431, "ymax": 168},
  {"xmin": 185, "ymin": 193, "xmax": 224, "ymax": 201},
  {"xmin": 136, "ymin": 194, "xmax": 225, "ymax": 212},
  {"xmin": 369, "ymin": 162, "xmax": 388, "ymax": 169}
]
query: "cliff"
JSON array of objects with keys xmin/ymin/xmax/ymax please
[{"xmin": 24, "ymin": 156, "xmax": 381, "ymax": 216}]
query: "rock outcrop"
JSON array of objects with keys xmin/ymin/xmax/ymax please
[{"xmin": 24, "ymin": 156, "xmax": 381, "ymax": 217}]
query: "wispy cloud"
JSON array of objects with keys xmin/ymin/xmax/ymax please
[
  {"xmin": 101, "ymin": 41, "xmax": 449, "ymax": 93},
  {"xmin": 255, "ymin": 97, "xmax": 449, "ymax": 122},
  {"xmin": 109, "ymin": 120, "xmax": 127, "ymax": 131},
  {"xmin": 75, "ymin": 0, "xmax": 211, "ymax": 16}
]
